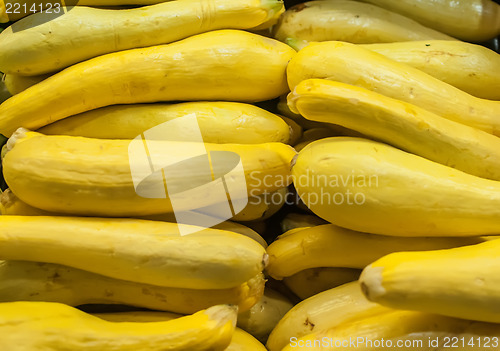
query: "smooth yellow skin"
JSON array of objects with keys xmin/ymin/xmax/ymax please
[
  {"xmin": 283, "ymin": 267, "xmax": 361, "ymax": 300},
  {"xmin": 0, "ymin": 302, "xmax": 237, "ymax": 351},
  {"xmin": 0, "ymin": 188, "xmax": 269, "ymax": 248},
  {"xmin": 293, "ymin": 137, "xmax": 500, "ymax": 236},
  {"xmin": 361, "ymin": 41, "xmax": 500, "ymax": 100},
  {"xmin": 279, "ymin": 213, "xmax": 328, "ymax": 232},
  {"xmin": 39, "ymin": 102, "xmax": 291, "ymax": 144},
  {"xmin": 289, "ymin": 79, "xmax": 500, "ymax": 181},
  {"xmin": 361, "ymin": 239, "xmax": 500, "ymax": 324},
  {"xmin": 94, "ymin": 312, "xmax": 268, "ymax": 351},
  {"xmin": 273, "ymin": 0, "xmax": 455, "ymax": 45},
  {"xmin": 0, "ymin": 30, "xmax": 295, "ymax": 137},
  {"xmin": 0, "ymin": 0, "xmax": 283, "ymax": 74},
  {"xmin": 230, "ymin": 188, "xmax": 288, "ymax": 222},
  {"xmin": 0, "ymin": 216, "xmax": 267, "ymax": 290},
  {"xmin": 266, "ymin": 282, "xmax": 390, "ymax": 351},
  {"xmin": 0, "ymin": 260, "xmax": 264, "ymax": 314},
  {"xmin": 266, "ymin": 224, "xmax": 484, "ymax": 280},
  {"xmin": 237, "ymin": 288, "xmax": 293, "ymax": 344},
  {"xmin": 361, "ymin": 0, "xmax": 500, "ymax": 41},
  {"xmin": 3, "ymin": 73, "xmax": 50, "ymax": 95},
  {"xmin": 284, "ymin": 310, "xmax": 500, "ymax": 351},
  {"xmin": 3, "ymin": 130, "xmax": 296, "ymax": 216},
  {"xmin": 288, "ymin": 41, "xmax": 500, "ymax": 136}
]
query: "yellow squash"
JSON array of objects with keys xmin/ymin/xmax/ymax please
[
  {"xmin": 0, "ymin": 302, "xmax": 237, "ymax": 351},
  {"xmin": 292, "ymin": 137, "xmax": 500, "ymax": 236},
  {"xmin": 3, "ymin": 130, "xmax": 296, "ymax": 216},
  {"xmin": 0, "ymin": 30, "xmax": 295, "ymax": 137},
  {"xmin": 94, "ymin": 311, "xmax": 268, "ymax": 351},
  {"xmin": 284, "ymin": 310, "xmax": 500, "ymax": 351},
  {"xmin": 0, "ymin": 260, "xmax": 264, "ymax": 314},
  {"xmin": 283, "ymin": 267, "xmax": 361, "ymax": 300},
  {"xmin": 361, "ymin": 41, "xmax": 500, "ymax": 100},
  {"xmin": 266, "ymin": 224, "xmax": 484, "ymax": 280},
  {"xmin": 0, "ymin": 0, "xmax": 283, "ymax": 75},
  {"xmin": 237, "ymin": 288, "xmax": 294, "ymax": 343},
  {"xmin": 0, "ymin": 216, "xmax": 267, "ymax": 290},
  {"xmin": 0, "ymin": 189, "xmax": 269, "ymax": 248},
  {"xmin": 361, "ymin": 239, "xmax": 500, "ymax": 324},
  {"xmin": 266, "ymin": 281, "xmax": 390, "ymax": 351},
  {"xmin": 39, "ymin": 102, "xmax": 291, "ymax": 144},
  {"xmin": 289, "ymin": 79, "xmax": 500, "ymax": 180},
  {"xmin": 287, "ymin": 41, "xmax": 500, "ymax": 136},
  {"xmin": 360, "ymin": 0, "xmax": 500, "ymax": 41},
  {"xmin": 273, "ymin": 0, "xmax": 455, "ymax": 45}
]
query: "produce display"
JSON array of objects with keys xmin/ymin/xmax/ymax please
[{"xmin": 0, "ymin": 0, "xmax": 499, "ymax": 350}]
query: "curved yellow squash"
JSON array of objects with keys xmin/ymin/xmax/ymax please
[
  {"xmin": 0, "ymin": 260, "xmax": 264, "ymax": 314},
  {"xmin": 3, "ymin": 130, "xmax": 296, "ymax": 216},
  {"xmin": 0, "ymin": 188, "xmax": 269, "ymax": 248},
  {"xmin": 273, "ymin": 0, "xmax": 454, "ymax": 45},
  {"xmin": 361, "ymin": 0, "xmax": 500, "ymax": 41},
  {"xmin": 0, "ymin": 30, "xmax": 295, "ymax": 137},
  {"xmin": 283, "ymin": 310, "xmax": 500, "ymax": 351},
  {"xmin": 266, "ymin": 281, "xmax": 390, "ymax": 351},
  {"xmin": 361, "ymin": 41, "xmax": 500, "ymax": 100},
  {"xmin": 0, "ymin": 302, "xmax": 237, "ymax": 351},
  {"xmin": 94, "ymin": 311, "xmax": 268, "ymax": 351},
  {"xmin": 287, "ymin": 41, "xmax": 500, "ymax": 136},
  {"xmin": 0, "ymin": 0, "xmax": 283, "ymax": 74},
  {"xmin": 361, "ymin": 239, "xmax": 500, "ymax": 324},
  {"xmin": 39, "ymin": 102, "xmax": 291, "ymax": 144},
  {"xmin": 292, "ymin": 137, "xmax": 500, "ymax": 236},
  {"xmin": 0, "ymin": 216, "xmax": 267, "ymax": 290},
  {"xmin": 265, "ymin": 224, "xmax": 484, "ymax": 280},
  {"xmin": 289, "ymin": 79, "xmax": 500, "ymax": 180}
]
